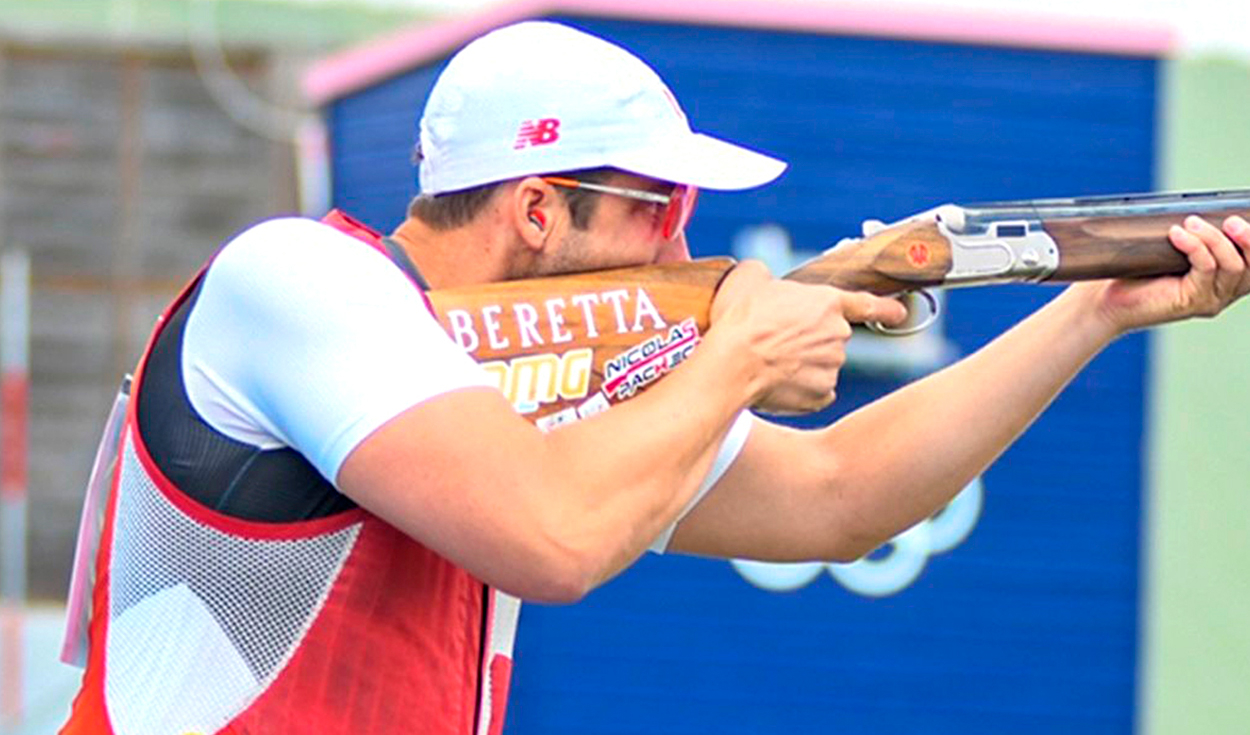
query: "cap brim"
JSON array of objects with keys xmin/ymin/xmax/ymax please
[{"xmin": 609, "ymin": 132, "xmax": 787, "ymax": 191}]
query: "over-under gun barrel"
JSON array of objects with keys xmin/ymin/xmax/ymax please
[{"xmin": 935, "ymin": 188, "xmax": 1250, "ymax": 286}]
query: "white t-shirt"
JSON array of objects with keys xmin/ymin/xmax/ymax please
[{"xmin": 181, "ymin": 216, "xmax": 751, "ymax": 551}]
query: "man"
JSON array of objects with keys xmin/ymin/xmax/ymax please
[{"xmin": 62, "ymin": 20, "xmax": 1249, "ymax": 735}]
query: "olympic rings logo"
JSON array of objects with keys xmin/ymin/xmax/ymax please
[{"xmin": 731, "ymin": 477, "xmax": 983, "ymax": 597}]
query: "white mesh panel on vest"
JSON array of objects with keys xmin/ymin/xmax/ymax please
[{"xmin": 105, "ymin": 432, "xmax": 361, "ymax": 735}]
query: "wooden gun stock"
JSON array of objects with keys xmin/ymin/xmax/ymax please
[
  {"xmin": 427, "ymin": 188, "xmax": 1249, "ymax": 422},
  {"xmin": 426, "ymin": 258, "xmax": 735, "ymax": 427},
  {"xmin": 783, "ymin": 220, "xmax": 953, "ymax": 293}
]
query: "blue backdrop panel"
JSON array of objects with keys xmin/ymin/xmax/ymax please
[{"xmin": 325, "ymin": 15, "xmax": 1156, "ymax": 735}]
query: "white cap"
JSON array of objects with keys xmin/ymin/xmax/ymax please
[{"xmin": 417, "ymin": 21, "xmax": 787, "ymax": 195}]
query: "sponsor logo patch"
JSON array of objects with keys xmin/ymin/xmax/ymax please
[
  {"xmin": 482, "ymin": 348, "xmax": 593, "ymax": 414},
  {"xmin": 514, "ymin": 118, "xmax": 561, "ymax": 149},
  {"xmin": 602, "ymin": 318, "xmax": 700, "ymax": 401},
  {"xmin": 907, "ymin": 241, "xmax": 931, "ymax": 268},
  {"xmin": 445, "ymin": 287, "xmax": 667, "ymax": 354}
]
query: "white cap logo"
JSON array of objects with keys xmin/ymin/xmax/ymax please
[{"xmin": 513, "ymin": 118, "xmax": 561, "ymax": 150}]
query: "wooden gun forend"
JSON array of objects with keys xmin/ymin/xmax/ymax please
[{"xmin": 1041, "ymin": 214, "xmax": 1204, "ymax": 281}]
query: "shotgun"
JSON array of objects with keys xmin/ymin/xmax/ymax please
[{"xmin": 427, "ymin": 188, "xmax": 1250, "ymax": 428}]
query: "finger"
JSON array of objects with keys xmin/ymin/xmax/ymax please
[
  {"xmin": 1224, "ymin": 216, "xmax": 1250, "ymax": 260},
  {"xmin": 1169, "ymin": 223, "xmax": 1217, "ymax": 275},
  {"xmin": 838, "ymin": 290, "xmax": 909, "ymax": 326},
  {"xmin": 1224, "ymin": 216, "xmax": 1250, "ymax": 297},
  {"xmin": 815, "ymin": 365, "xmax": 843, "ymax": 411},
  {"xmin": 1170, "ymin": 222, "xmax": 1225, "ymax": 314},
  {"xmin": 1185, "ymin": 215, "xmax": 1245, "ymax": 303},
  {"xmin": 1168, "ymin": 224, "xmax": 1215, "ymax": 305},
  {"xmin": 1186, "ymin": 215, "xmax": 1245, "ymax": 274}
]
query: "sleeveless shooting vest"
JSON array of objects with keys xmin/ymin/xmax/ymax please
[{"xmin": 60, "ymin": 211, "xmax": 520, "ymax": 735}]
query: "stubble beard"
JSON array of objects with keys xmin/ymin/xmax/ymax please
[{"xmin": 517, "ymin": 228, "xmax": 589, "ymax": 280}]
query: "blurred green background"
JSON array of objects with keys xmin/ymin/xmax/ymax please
[
  {"xmin": 0, "ymin": 0, "xmax": 429, "ymax": 47},
  {"xmin": 1148, "ymin": 54, "xmax": 1250, "ymax": 735}
]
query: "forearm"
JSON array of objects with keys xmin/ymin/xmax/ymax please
[{"xmin": 817, "ymin": 285, "xmax": 1119, "ymax": 556}]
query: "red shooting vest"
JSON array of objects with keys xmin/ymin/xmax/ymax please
[{"xmin": 61, "ymin": 211, "xmax": 518, "ymax": 735}]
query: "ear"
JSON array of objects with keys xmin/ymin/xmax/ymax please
[{"xmin": 511, "ymin": 176, "xmax": 561, "ymax": 253}]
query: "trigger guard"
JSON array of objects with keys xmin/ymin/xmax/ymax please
[{"xmin": 867, "ymin": 290, "xmax": 939, "ymax": 337}]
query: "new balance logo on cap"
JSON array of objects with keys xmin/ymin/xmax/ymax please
[{"xmin": 514, "ymin": 118, "xmax": 560, "ymax": 149}]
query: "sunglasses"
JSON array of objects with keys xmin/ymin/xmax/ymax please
[{"xmin": 542, "ymin": 176, "xmax": 699, "ymax": 240}]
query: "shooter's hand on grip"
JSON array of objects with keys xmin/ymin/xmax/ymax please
[
  {"xmin": 708, "ymin": 260, "xmax": 908, "ymax": 414},
  {"xmin": 1083, "ymin": 214, "xmax": 1250, "ymax": 334}
]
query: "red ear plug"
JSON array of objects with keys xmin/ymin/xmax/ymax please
[{"xmin": 528, "ymin": 210, "xmax": 547, "ymax": 230}]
